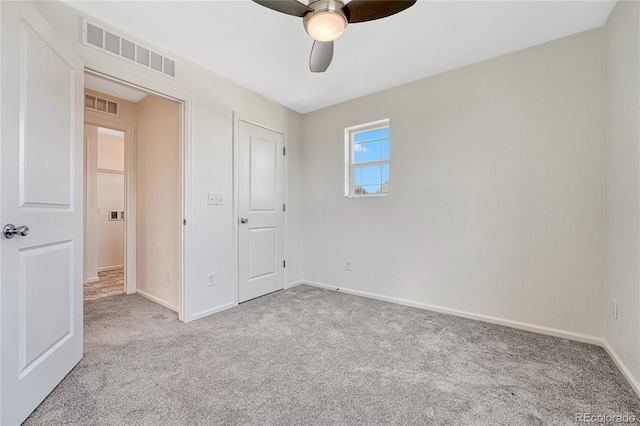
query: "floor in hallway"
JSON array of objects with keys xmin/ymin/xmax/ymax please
[{"xmin": 84, "ymin": 268, "xmax": 124, "ymax": 301}]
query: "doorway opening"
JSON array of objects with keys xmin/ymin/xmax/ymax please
[
  {"xmin": 83, "ymin": 71, "xmax": 184, "ymax": 318},
  {"xmin": 84, "ymin": 126, "xmax": 126, "ymax": 300}
]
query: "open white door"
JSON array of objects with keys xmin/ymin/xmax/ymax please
[
  {"xmin": 1, "ymin": 2, "xmax": 84, "ymax": 424},
  {"xmin": 238, "ymin": 120, "xmax": 285, "ymax": 303}
]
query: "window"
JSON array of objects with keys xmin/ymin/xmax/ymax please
[{"xmin": 345, "ymin": 119, "xmax": 390, "ymax": 197}]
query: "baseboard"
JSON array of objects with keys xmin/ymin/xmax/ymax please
[
  {"xmin": 301, "ymin": 280, "xmax": 602, "ymax": 346},
  {"xmin": 136, "ymin": 289, "xmax": 178, "ymax": 313},
  {"xmin": 602, "ymin": 339, "xmax": 640, "ymax": 398},
  {"xmin": 98, "ymin": 265, "xmax": 124, "ymax": 272},
  {"xmin": 84, "ymin": 277, "xmax": 99, "ymax": 284},
  {"xmin": 190, "ymin": 301, "xmax": 236, "ymax": 321},
  {"xmin": 286, "ymin": 280, "xmax": 304, "ymax": 289}
]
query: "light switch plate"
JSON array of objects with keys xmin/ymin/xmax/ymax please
[{"xmin": 208, "ymin": 192, "xmax": 223, "ymax": 205}]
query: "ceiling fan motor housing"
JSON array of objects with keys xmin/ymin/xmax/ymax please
[{"xmin": 304, "ymin": 0, "xmax": 348, "ymax": 41}]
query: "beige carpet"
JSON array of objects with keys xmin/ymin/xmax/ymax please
[{"xmin": 25, "ymin": 285, "xmax": 639, "ymax": 425}]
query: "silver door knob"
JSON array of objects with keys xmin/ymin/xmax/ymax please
[
  {"xmin": 240, "ymin": 218, "xmax": 249, "ymax": 224},
  {"xmin": 3, "ymin": 224, "xmax": 29, "ymax": 239}
]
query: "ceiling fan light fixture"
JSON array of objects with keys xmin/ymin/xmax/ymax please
[{"xmin": 304, "ymin": 10, "xmax": 347, "ymax": 42}]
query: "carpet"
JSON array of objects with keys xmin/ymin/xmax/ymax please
[{"xmin": 24, "ymin": 285, "xmax": 639, "ymax": 425}]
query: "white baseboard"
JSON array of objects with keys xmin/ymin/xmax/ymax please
[
  {"xmin": 190, "ymin": 301, "xmax": 236, "ymax": 322},
  {"xmin": 136, "ymin": 289, "xmax": 178, "ymax": 313},
  {"xmin": 301, "ymin": 280, "xmax": 602, "ymax": 345},
  {"xmin": 84, "ymin": 277, "xmax": 99, "ymax": 284},
  {"xmin": 286, "ymin": 280, "xmax": 304, "ymax": 289},
  {"xmin": 98, "ymin": 265, "xmax": 124, "ymax": 272},
  {"xmin": 602, "ymin": 339, "xmax": 640, "ymax": 398}
]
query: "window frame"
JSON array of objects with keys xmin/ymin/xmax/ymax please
[{"xmin": 344, "ymin": 119, "xmax": 390, "ymax": 198}]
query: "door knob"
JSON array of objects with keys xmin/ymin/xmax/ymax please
[
  {"xmin": 240, "ymin": 218, "xmax": 249, "ymax": 224},
  {"xmin": 3, "ymin": 224, "xmax": 29, "ymax": 239}
]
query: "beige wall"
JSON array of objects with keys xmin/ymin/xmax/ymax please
[
  {"xmin": 136, "ymin": 95, "xmax": 182, "ymax": 310},
  {"xmin": 97, "ymin": 132, "xmax": 125, "ymax": 270},
  {"xmin": 302, "ymin": 29, "xmax": 606, "ymax": 339},
  {"xmin": 98, "ymin": 132, "xmax": 125, "ymax": 171},
  {"xmin": 605, "ymin": 0, "xmax": 640, "ymax": 390}
]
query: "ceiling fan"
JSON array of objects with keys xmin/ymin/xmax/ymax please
[{"xmin": 252, "ymin": 0, "xmax": 417, "ymax": 72}]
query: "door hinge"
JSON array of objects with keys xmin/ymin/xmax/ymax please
[
  {"xmin": 283, "ymin": 260, "xmax": 286, "ymax": 268},
  {"xmin": 283, "ymin": 203, "xmax": 286, "ymax": 212},
  {"xmin": 183, "ymin": 219, "xmax": 187, "ymax": 225},
  {"xmin": 283, "ymin": 147, "xmax": 286, "ymax": 156}
]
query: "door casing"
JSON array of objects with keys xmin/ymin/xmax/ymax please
[
  {"xmin": 83, "ymin": 119, "xmax": 136, "ymax": 295},
  {"xmin": 82, "ymin": 68, "xmax": 191, "ymax": 322}
]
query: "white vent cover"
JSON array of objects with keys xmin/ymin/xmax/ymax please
[
  {"xmin": 83, "ymin": 20, "xmax": 176, "ymax": 79},
  {"xmin": 85, "ymin": 94, "xmax": 119, "ymax": 116}
]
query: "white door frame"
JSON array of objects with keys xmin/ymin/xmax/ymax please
[
  {"xmin": 232, "ymin": 113, "xmax": 288, "ymax": 304},
  {"xmin": 83, "ymin": 119, "xmax": 136, "ymax": 295},
  {"xmin": 84, "ymin": 67, "xmax": 191, "ymax": 322}
]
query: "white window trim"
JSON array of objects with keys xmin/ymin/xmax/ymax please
[{"xmin": 344, "ymin": 118, "xmax": 390, "ymax": 198}]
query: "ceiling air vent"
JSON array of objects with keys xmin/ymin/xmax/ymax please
[
  {"xmin": 86, "ymin": 23, "xmax": 104, "ymax": 49},
  {"xmin": 85, "ymin": 94, "xmax": 119, "ymax": 116},
  {"xmin": 105, "ymin": 31, "xmax": 121, "ymax": 55},
  {"xmin": 82, "ymin": 19, "xmax": 177, "ymax": 79}
]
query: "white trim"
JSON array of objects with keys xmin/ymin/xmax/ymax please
[
  {"xmin": 286, "ymin": 280, "xmax": 304, "ymax": 289},
  {"xmin": 344, "ymin": 118, "xmax": 390, "ymax": 198},
  {"xmin": 602, "ymin": 339, "xmax": 640, "ymax": 398},
  {"xmin": 84, "ymin": 277, "xmax": 99, "ymax": 284},
  {"xmin": 136, "ymin": 289, "xmax": 178, "ymax": 313},
  {"xmin": 232, "ymin": 112, "xmax": 240, "ymax": 307},
  {"xmin": 97, "ymin": 265, "xmax": 123, "ymax": 272},
  {"xmin": 300, "ymin": 280, "xmax": 602, "ymax": 346},
  {"xmin": 190, "ymin": 301, "xmax": 237, "ymax": 322},
  {"xmin": 123, "ymin": 122, "xmax": 136, "ymax": 296},
  {"xmin": 179, "ymin": 97, "xmax": 192, "ymax": 323},
  {"xmin": 347, "ymin": 192, "xmax": 390, "ymax": 198}
]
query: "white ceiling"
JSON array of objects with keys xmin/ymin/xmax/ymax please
[
  {"xmin": 85, "ymin": 72, "xmax": 149, "ymax": 102},
  {"xmin": 67, "ymin": 0, "xmax": 616, "ymax": 114}
]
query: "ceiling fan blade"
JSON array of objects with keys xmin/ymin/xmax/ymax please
[
  {"xmin": 344, "ymin": 0, "xmax": 417, "ymax": 23},
  {"xmin": 309, "ymin": 40, "xmax": 334, "ymax": 73},
  {"xmin": 252, "ymin": 0, "xmax": 313, "ymax": 17}
]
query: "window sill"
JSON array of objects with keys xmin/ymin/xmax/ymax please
[{"xmin": 345, "ymin": 193, "xmax": 390, "ymax": 199}]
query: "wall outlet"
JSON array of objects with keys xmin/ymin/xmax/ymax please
[
  {"xmin": 166, "ymin": 269, "xmax": 172, "ymax": 283},
  {"xmin": 612, "ymin": 299, "xmax": 618, "ymax": 320},
  {"xmin": 208, "ymin": 272, "xmax": 216, "ymax": 286},
  {"xmin": 345, "ymin": 260, "xmax": 351, "ymax": 271}
]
